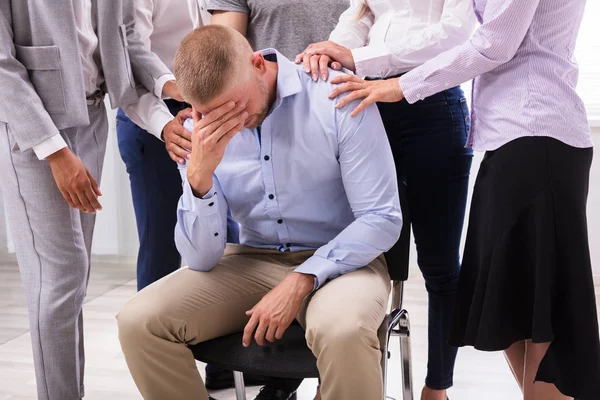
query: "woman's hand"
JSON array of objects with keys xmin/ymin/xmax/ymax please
[
  {"xmin": 329, "ymin": 75, "xmax": 405, "ymax": 117},
  {"xmin": 295, "ymin": 41, "xmax": 354, "ymax": 81}
]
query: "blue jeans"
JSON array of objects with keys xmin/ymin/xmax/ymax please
[
  {"xmin": 116, "ymin": 102, "xmax": 187, "ymax": 291},
  {"xmin": 376, "ymin": 86, "xmax": 473, "ymax": 390}
]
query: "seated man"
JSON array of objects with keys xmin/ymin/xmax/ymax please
[{"xmin": 117, "ymin": 25, "xmax": 402, "ymax": 400}]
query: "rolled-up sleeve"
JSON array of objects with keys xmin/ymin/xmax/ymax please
[
  {"xmin": 399, "ymin": 0, "xmax": 541, "ymax": 103},
  {"xmin": 294, "ymin": 95, "xmax": 402, "ymax": 289}
]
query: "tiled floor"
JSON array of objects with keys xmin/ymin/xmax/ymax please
[{"xmin": 1, "ymin": 252, "xmax": 599, "ymax": 400}]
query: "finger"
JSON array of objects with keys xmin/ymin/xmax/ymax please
[
  {"xmin": 243, "ymin": 315, "xmax": 259, "ymax": 347},
  {"xmin": 205, "ymin": 112, "xmax": 248, "ymax": 148},
  {"xmin": 83, "ymin": 187, "xmax": 102, "ymax": 212},
  {"xmin": 303, "ymin": 53, "xmax": 312, "ymax": 74},
  {"xmin": 329, "ymin": 81, "xmax": 366, "ymax": 99},
  {"xmin": 335, "ymin": 89, "xmax": 370, "ymax": 109},
  {"xmin": 319, "ymin": 55, "xmax": 330, "ymax": 81},
  {"xmin": 310, "ymin": 55, "xmax": 320, "ymax": 81},
  {"xmin": 331, "ymin": 61, "xmax": 342, "ymax": 71},
  {"xmin": 167, "ymin": 142, "xmax": 190, "ymax": 163},
  {"xmin": 201, "ymin": 102, "xmax": 247, "ymax": 137},
  {"xmin": 330, "ymin": 74, "xmax": 361, "ymax": 85},
  {"xmin": 173, "ymin": 126, "xmax": 193, "ymax": 150},
  {"xmin": 350, "ymin": 97, "xmax": 376, "ymax": 117},
  {"xmin": 275, "ymin": 324, "xmax": 289, "ymax": 341},
  {"xmin": 176, "ymin": 108, "xmax": 194, "ymax": 124},
  {"xmin": 74, "ymin": 187, "xmax": 95, "ymax": 213},
  {"xmin": 197, "ymin": 101, "xmax": 236, "ymax": 131},
  {"xmin": 294, "ymin": 51, "xmax": 306, "ymax": 64},
  {"xmin": 265, "ymin": 322, "xmax": 278, "ymax": 343},
  {"xmin": 254, "ymin": 318, "xmax": 269, "ymax": 347},
  {"xmin": 87, "ymin": 170, "xmax": 103, "ymax": 198}
]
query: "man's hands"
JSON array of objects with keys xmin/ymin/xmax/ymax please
[
  {"xmin": 295, "ymin": 41, "xmax": 355, "ymax": 81},
  {"xmin": 47, "ymin": 148, "xmax": 102, "ymax": 213},
  {"xmin": 163, "ymin": 108, "xmax": 194, "ymax": 164},
  {"xmin": 243, "ymin": 273, "xmax": 315, "ymax": 347},
  {"xmin": 162, "ymin": 80, "xmax": 184, "ymax": 101},
  {"xmin": 187, "ymin": 101, "xmax": 248, "ymax": 197}
]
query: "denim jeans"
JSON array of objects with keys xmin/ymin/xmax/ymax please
[
  {"xmin": 116, "ymin": 101, "xmax": 187, "ymax": 291},
  {"xmin": 377, "ymin": 86, "xmax": 473, "ymax": 390}
]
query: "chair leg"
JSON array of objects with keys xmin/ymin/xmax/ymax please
[
  {"xmin": 233, "ymin": 371, "xmax": 247, "ymax": 400},
  {"xmin": 398, "ymin": 312, "xmax": 414, "ymax": 400}
]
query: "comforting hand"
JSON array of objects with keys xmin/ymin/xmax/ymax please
[
  {"xmin": 329, "ymin": 74, "xmax": 405, "ymax": 117},
  {"xmin": 295, "ymin": 41, "xmax": 353, "ymax": 81},
  {"xmin": 243, "ymin": 273, "xmax": 315, "ymax": 347},
  {"xmin": 163, "ymin": 108, "xmax": 193, "ymax": 164},
  {"xmin": 47, "ymin": 148, "xmax": 102, "ymax": 213},
  {"xmin": 162, "ymin": 80, "xmax": 184, "ymax": 102},
  {"xmin": 187, "ymin": 101, "xmax": 247, "ymax": 197}
]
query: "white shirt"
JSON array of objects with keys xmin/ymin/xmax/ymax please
[
  {"xmin": 122, "ymin": 0, "xmax": 210, "ymax": 140},
  {"xmin": 329, "ymin": 0, "xmax": 477, "ymax": 78}
]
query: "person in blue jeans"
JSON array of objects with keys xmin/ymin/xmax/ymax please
[{"xmin": 297, "ymin": 1, "xmax": 476, "ymax": 399}]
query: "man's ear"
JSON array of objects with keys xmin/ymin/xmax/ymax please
[{"xmin": 251, "ymin": 52, "xmax": 267, "ymax": 74}]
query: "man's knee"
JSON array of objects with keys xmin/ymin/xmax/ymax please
[
  {"xmin": 306, "ymin": 319, "xmax": 380, "ymax": 355},
  {"xmin": 117, "ymin": 291, "xmax": 166, "ymax": 345}
]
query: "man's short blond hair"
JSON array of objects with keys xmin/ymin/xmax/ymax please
[{"xmin": 174, "ymin": 25, "xmax": 250, "ymax": 104}]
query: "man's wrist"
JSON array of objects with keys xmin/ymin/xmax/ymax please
[
  {"xmin": 187, "ymin": 171, "xmax": 213, "ymax": 198},
  {"xmin": 291, "ymin": 272, "xmax": 316, "ymax": 296}
]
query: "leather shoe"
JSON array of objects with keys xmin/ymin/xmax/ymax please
[
  {"xmin": 254, "ymin": 386, "xmax": 297, "ymax": 400},
  {"xmin": 205, "ymin": 369, "xmax": 270, "ymax": 390}
]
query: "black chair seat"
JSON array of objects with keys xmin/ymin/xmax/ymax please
[{"xmin": 190, "ymin": 324, "xmax": 319, "ymax": 379}]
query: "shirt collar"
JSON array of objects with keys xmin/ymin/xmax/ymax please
[{"xmin": 260, "ymin": 48, "xmax": 303, "ymax": 111}]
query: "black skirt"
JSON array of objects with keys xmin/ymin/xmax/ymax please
[{"xmin": 449, "ymin": 137, "xmax": 600, "ymax": 399}]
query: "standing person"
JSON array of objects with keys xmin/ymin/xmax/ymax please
[
  {"xmin": 317, "ymin": 0, "xmax": 600, "ymax": 399},
  {"xmin": 0, "ymin": 1, "xmax": 177, "ymax": 399},
  {"xmin": 162, "ymin": 1, "xmax": 350, "ymax": 398},
  {"xmin": 117, "ymin": 0, "xmax": 210, "ymax": 291},
  {"xmin": 296, "ymin": 1, "xmax": 476, "ymax": 399}
]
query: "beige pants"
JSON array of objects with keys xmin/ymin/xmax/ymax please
[{"xmin": 117, "ymin": 245, "xmax": 391, "ymax": 400}]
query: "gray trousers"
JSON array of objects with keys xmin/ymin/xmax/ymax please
[{"xmin": 0, "ymin": 104, "xmax": 108, "ymax": 400}]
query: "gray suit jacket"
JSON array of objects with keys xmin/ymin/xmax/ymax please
[{"xmin": 0, "ymin": 0, "xmax": 172, "ymax": 152}]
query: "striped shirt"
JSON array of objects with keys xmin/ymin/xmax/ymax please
[{"xmin": 399, "ymin": 0, "xmax": 593, "ymax": 151}]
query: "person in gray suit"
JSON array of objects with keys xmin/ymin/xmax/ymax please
[{"xmin": 0, "ymin": 1, "xmax": 179, "ymax": 399}]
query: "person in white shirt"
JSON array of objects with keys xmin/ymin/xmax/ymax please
[
  {"xmin": 117, "ymin": 0, "xmax": 209, "ymax": 292},
  {"xmin": 296, "ymin": 1, "xmax": 476, "ymax": 399}
]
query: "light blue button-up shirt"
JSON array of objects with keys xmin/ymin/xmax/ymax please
[{"xmin": 176, "ymin": 49, "xmax": 402, "ymax": 289}]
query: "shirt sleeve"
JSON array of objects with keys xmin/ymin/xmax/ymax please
[
  {"xmin": 175, "ymin": 164, "xmax": 230, "ymax": 271},
  {"xmin": 329, "ymin": 0, "xmax": 374, "ymax": 50},
  {"xmin": 207, "ymin": 0, "xmax": 249, "ymax": 14},
  {"xmin": 122, "ymin": 92, "xmax": 173, "ymax": 139},
  {"xmin": 399, "ymin": 0, "xmax": 541, "ymax": 103},
  {"xmin": 294, "ymin": 93, "xmax": 402, "ymax": 289},
  {"xmin": 351, "ymin": 0, "xmax": 477, "ymax": 77},
  {"xmin": 32, "ymin": 134, "xmax": 67, "ymax": 160}
]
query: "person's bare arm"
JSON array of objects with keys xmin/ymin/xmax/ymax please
[{"xmin": 210, "ymin": 11, "xmax": 248, "ymax": 35}]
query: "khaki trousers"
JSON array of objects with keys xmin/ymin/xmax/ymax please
[{"xmin": 117, "ymin": 245, "xmax": 391, "ymax": 400}]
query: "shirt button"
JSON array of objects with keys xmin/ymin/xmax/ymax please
[
  {"xmin": 214, "ymin": 232, "xmax": 219, "ymax": 237},
  {"xmin": 208, "ymin": 202, "xmax": 214, "ymax": 207},
  {"xmin": 277, "ymin": 219, "xmax": 283, "ymax": 224},
  {"xmin": 268, "ymin": 194, "xmax": 274, "ymax": 200},
  {"xmin": 444, "ymin": 82, "xmax": 449, "ymax": 87},
  {"xmin": 264, "ymin": 155, "xmax": 270, "ymax": 161}
]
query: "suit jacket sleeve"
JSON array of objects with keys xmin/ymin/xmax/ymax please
[
  {"xmin": 122, "ymin": 0, "xmax": 173, "ymax": 96},
  {"xmin": 0, "ymin": 6, "xmax": 61, "ymax": 151}
]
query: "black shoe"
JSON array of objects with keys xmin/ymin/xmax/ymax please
[
  {"xmin": 205, "ymin": 369, "xmax": 270, "ymax": 390},
  {"xmin": 254, "ymin": 386, "xmax": 297, "ymax": 400}
]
